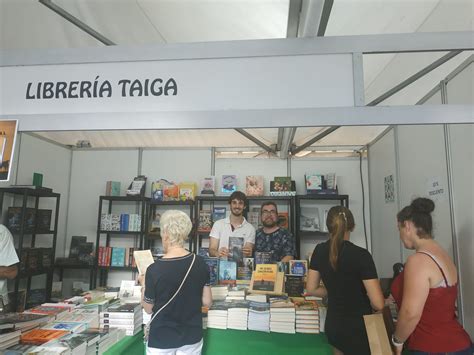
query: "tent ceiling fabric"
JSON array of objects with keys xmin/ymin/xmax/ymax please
[{"xmin": 1, "ymin": 0, "xmax": 472, "ymax": 149}]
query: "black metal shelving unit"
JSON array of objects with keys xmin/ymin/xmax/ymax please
[
  {"xmin": 94, "ymin": 195, "xmax": 148, "ymax": 288},
  {"xmin": 0, "ymin": 187, "xmax": 60, "ymax": 311},
  {"xmin": 295, "ymin": 194, "xmax": 349, "ymax": 258},
  {"xmin": 194, "ymin": 196, "xmax": 229, "ymax": 253},
  {"xmin": 146, "ymin": 199, "xmax": 195, "ymax": 252}
]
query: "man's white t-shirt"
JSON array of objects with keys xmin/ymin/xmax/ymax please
[
  {"xmin": 209, "ymin": 216, "xmax": 256, "ymax": 250},
  {"xmin": 0, "ymin": 225, "xmax": 19, "ymax": 304}
]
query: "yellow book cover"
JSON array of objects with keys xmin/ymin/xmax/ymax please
[{"xmin": 251, "ymin": 264, "xmax": 277, "ymax": 292}]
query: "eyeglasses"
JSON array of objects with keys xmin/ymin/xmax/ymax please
[{"xmin": 262, "ymin": 210, "xmax": 277, "ymax": 216}]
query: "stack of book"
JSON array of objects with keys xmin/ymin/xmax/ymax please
[
  {"xmin": 94, "ymin": 328, "xmax": 125, "ymax": 354},
  {"xmin": 246, "ymin": 294, "xmax": 267, "ymax": 303},
  {"xmin": 0, "ymin": 329, "xmax": 21, "ymax": 351},
  {"xmin": 41, "ymin": 320, "xmax": 89, "ymax": 334},
  {"xmin": 56, "ymin": 308, "xmax": 99, "ymax": 329},
  {"xmin": 20, "ymin": 328, "xmax": 69, "ymax": 345},
  {"xmin": 210, "ymin": 285, "xmax": 228, "ymax": 301},
  {"xmin": 100, "ymin": 213, "xmax": 141, "ymax": 232},
  {"xmin": 99, "ymin": 303, "xmax": 142, "ymax": 336},
  {"xmin": 201, "ymin": 307, "xmax": 208, "ymax": 330},
  {"xmin": 226, "ymin": 301, "xmax": 249, "ymax": 331},
  {"xmin": 225, "ymin": 287, "xmax": 246, "ymax": 301},
  {"xmin": 32, "ymin": 332, "xmax": 88, "ymax": 354},
  {"xmin": 247, "ymin": 301, "xmax": 270, "ymax": 332},
  {"xmin": 207, "ymin": 302, "xmax": 229, "ymax": 330},
  {"xmin": 98, "ymin": 247, "xmax": 136, "ymax": 267},
  {"xmin": 269, "ymin": 299, "xmax": 296, "ymax": 334},
  {"xmin": 0, "ymin": 312, "xmax": 51, "ymax": 333},
  {"xmin": 295, "ymin": 300, "xmax": 320, "ymax": 334}
]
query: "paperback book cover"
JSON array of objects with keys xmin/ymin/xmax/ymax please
[
  {"xmin": 133, "ymin": 250, "xmax": 155, "ymax": 275},
  {"xmin": 300, "ymin": 207, "xmax": 320, "ymax": 232},
  {"xmin": 285, "ymin": 275, "xmax": 305, "ymax": 297},
  {"xmin": 200, "ymin": 177, "xmax": 215, "ymax": 195},
  {"xmin": 237, "ymin": 258, "xmax": 254, "ymax": 281},
  {"xmin": 221, "ymin": 175, "xmax": 237, "ymax": 194},
  {"xmin": 255, "ymin": 251, "xmax": 273, "ymax": 265},
  {"xmin": 204, "ymin": 257, "xmax": 219, "ymax": 286},
  {"xmin": 179, "ymin": 182, "xmax": 196, "ymax": 201},
  {"xmin": 271, "ymin": 177, "xmax": 292, "ymax": 192},
  {"xmin": 245, "ymin": 175, "xmax": 264, "ymax": 196},
  {"xmin": 251, "ymin": 264, "xmax": 277, "ymax": 292},
  {"xmin": 197, "ymin": 210, "xmax": 212, "ymax": 232},
  {"xmin": 36, "ymin": 209, "xmax": 52, "ymax": 232},
  {"xmin": 305, "ymin": 173, "xmax": 323, "ymax": 191},
  {"xmin": 289, "ymin": 260, "xmax": 308, "ymax": 276},
  {"xmin": 278, "ymin": 212, "xmax": 289, "ymax": 229},
  {"xmin": 218, "ymin": 260, "xmax": 237, "ymax": 286},
  {"xmin": 228, "ymin": 236, "xmax": 244, "ymax": 266},
  {"xmin": 110, "ymin": 248, "xmax": 126, "ymax": 267},
  {"xmin": 212, "ymin": 207, "xmax": 226, "ymax": 223}
]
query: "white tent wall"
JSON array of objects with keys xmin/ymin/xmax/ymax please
[
  {"xmin": 367, "ymin": 129, "xmax": 400, "ymax": 278},
  {"xmin": 291, "ymin": 157, "xmax": 370, "ymax": 260},
  {"xmin": 368, "ymin": 60, "xmax": 473, "ymax": 336}
]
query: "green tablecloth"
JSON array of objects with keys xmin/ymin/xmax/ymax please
[{"xmin": 104, "ymin": 329, "xmax": 332, "ymax": 355}]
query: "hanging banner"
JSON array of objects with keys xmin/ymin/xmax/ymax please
[
  {"xmin": 0, "ymin": 119, "xmax": 18, "ymax": 181},
  {"xmin": 0, "ymin": 54, "xmax": 355, "ymax": 116}
]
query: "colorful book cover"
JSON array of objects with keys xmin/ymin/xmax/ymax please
[
  {"xmin": 212, "ymin": 207, "xmax": 226, "ymax": 222},
  {"xmin": 278, "ymin": 212, "xmax": 289, "ymax": 229},
  {"xmin": 237, "ymin": 257, "xmax": 254, "ymax": 281},
  {"xmin": 246, "ymin": 175, "xmax": 264, "ymax": 196},
  {"xmin": 255, "ymin": 251, "xmax": 273, "ymax": 265},
  {"xmin": 289, "ymin": 260, "xmax": 308, "ymax": 276},
  {"xmin": 198, "ymin": 210, "xmax": 212, "ymax": 232},
  {"xmin": 111, "ymin": 248, "xmax": 126, "ymax": 267},
  {"xmin": 204, "ymin": 257, "xmax": 219, "ymax": 286},
  {"xmin": 251, "ymin": 264, "xmax": 277, "ymax": 292},
  {"xmin": 200, "ymin": 176, "xmax": 215, "ymax": 195},
  {"xmin": 271, "ymin": 177, "xmax": 292, "ymax": 192},
  {"xmin": 179, "ymin": 182, "xmax": 196, "ymax": 201},
  {"xmin": 218, "ymin": 260, "xmax": 237, "ymax": 286},
  {"xmin": 221, "ymin": 175, "xmax": 237, "ymax": 194},
  {"xmin": 305, "ymin": 173, "xmax": 323, "ymax": 191},
  {"xmin": 228, "ymin": 236, "xmax": 244, "ymax": 266}
]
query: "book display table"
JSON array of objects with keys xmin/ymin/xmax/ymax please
[{"xmin": 104, "ymin": 329, "xmax": 332, "ymax": 355}]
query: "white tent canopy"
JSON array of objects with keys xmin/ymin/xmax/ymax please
[{"xmin": 1, "ymin": 0, "xmax": 472, "ymax": 150}]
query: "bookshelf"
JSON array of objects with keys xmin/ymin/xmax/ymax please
[
  {"xmin": 146, "ymin": 199, "xmax": 195, "ymax": 255},
  {"xmin": 0, "ymin": 187, "xmax": 60, "ymax": 311},
  {"xmin": 94, "ymin": 195, "xmax": 148, "ymax": 288},
  {"xmin": 295, "ymin": 194, "xmax": 349, "ymax": 258}
]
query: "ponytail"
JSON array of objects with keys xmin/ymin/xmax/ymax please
[{"xmin": 326, "ymin": 207, "xmax": 355, "ymax": 271}]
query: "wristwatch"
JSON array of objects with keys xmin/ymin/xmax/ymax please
[{"xmin": 391, "ymin": 334, "xmax": 404, "ymax": 347}]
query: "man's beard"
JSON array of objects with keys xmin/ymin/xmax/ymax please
[
  {"xmin": 262, "ymin": 219, "xmax": 278, "ymax": 228},
  {"xmin": 231, "ymin": 208, "xmax": 243, "ymax": 217}
]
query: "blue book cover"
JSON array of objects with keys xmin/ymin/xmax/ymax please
[
  {"xmin": 212, "ymin": 207, "xmax": 226, "ymax": 222},
  {"xmin": 111, "ymin": 248, "xmax": 126, "ymax": 267},
  {"xmin": 204, "ymin": 257, "xmax": 219, "ymax": 286},
  {"xmin": 120, "ymin": 214, "xmax": 129, "ymax": 231},
  {"xmin": 218, "ymin": 260, "xmax": 237, "ymax": 286}
]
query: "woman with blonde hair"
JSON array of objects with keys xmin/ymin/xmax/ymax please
[
  {"xmin": 139, "ymin": 210, "xmax": 212, "ymax": 355},
  {"xmin": 391, "ymin": 198, "xmax": 471, "ymax": 354},
  {"xmin": 306, "ymin": 206, "xmax": 384, "ymax": 355}
]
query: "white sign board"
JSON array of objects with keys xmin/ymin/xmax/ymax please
[
  {"xmin": 0, "ymin": 54, "xmax": 354, "ymax": 117},
  {"xmin": 425, "ymin": 176, "xmax": 446, "ymax": 202}
]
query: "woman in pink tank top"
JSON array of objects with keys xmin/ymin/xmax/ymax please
[{"xmin": 391, "ymin": 198, "xmax": 472, "ymax": 355}]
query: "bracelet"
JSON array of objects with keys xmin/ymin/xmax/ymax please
[{"xmin": 391, "ymin": 334, "xmax": 404, "ymax": 347}]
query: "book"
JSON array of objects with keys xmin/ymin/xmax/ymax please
[
  {"xmin": 218, "ymin": 260, "xmax": 237, "ymax": 286},
  {"xmin": 255, "ymin": 251, "xmax": 273, "ymax": 265},
  {"xmin": 300, "ymin": 207, "xmax": 320, "ymax": 231},
  {"xmin": 163, "ymin": 183, "xmax": 179, "ymax": 201},
  {"xmin": 7, "ymin": 289, "xmax": 26, "ymax": 312},
  {"xmin": 25, "ymin": 289, "xmax": 47, "ymax": 309},
  {"xmin": 69, "ymin": 236, "xmax": 87, "ymax": 257},
  {"xmin": 237, "ymin": 257, "xmax": 253, "ymax": 281},
  {"xmin": 151, "ymin": 179, "xmax": 172, "ymax": 201},
  {"xmin": 200, "ymin": 177, "xmax": 215, "ymax": 195},
  {"xmin": 133, "ymin": 250, "xmax": 155, "ymax": 275},
  {"xmin": 251, "ymin": 264, "xmax": 277, "ymax": 292},
  {"xmin": 36, "ymin": 209, "xmax": 52, "ymax": 232},
  {"xmin": 305, "ymin": 173, "xmax": 323, "ymax": 192},
  {"xmin": 148, "ymin": 210, "xmax": 161, "ymax": 235},
  {"xmin": 204, "ymin": 257, "xmax": 219, "ymax": 286},
  {"xmin": 20, "ymin": 329, "xmax": 69, "ymax": 345},
  {"xmin": 51, "ymin": 282, "xmax": 62, "ymax": 300},
  {"xmin": 221, "ymin": 175, "xmax": 237, "ymax": 194},
  {"xmin": 228, "ymin": 236, "xmax": 244, "ymax": 266},
  {"xmin": 289, "ymin": 260, "xmax": 308, "ymax": 276},
  {"xmin": 41, "ymin": 321, "xmax": 87, "ymax": 333},
  {"xmin": 105, "ymin": 181, "xmax": 121, "ymax": 196},
  {"xmin": 271, "ymin": 177, "xmax": 292, "ymax": 192},
  {"xmin": 126, "ymin": 175, "xmax": 147, "ymax": 196},
  {"xmin": 285, "ymin": 275, "xmax": 304, "ymax": 297},
  {"xmin": 111, "ymin": 248, "xmax": 126, "ymax": 267},
  {"xmin": 7, "ymin": 207, "xmax": 36, "ymax": 232},
  {"xmin": 179, "ymin": 182, "xmax": 196, "ymax": 201},
  {"xmin": 212, "ymin": 207, "xmax": 226, "ymax": 223},
  {"xmin": 278, "ymin": 212, "xmax": 289, "ymax": 229},
  {"xmin": 246, "ymin": 175, "xmax": 264, "ymax": 196},
  {"xmin": 198, "ymin": 210, "xmax": 212, "ymax": 232}
]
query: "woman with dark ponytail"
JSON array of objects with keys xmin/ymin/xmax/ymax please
[
  {"xmin": 306, "ymin": 206, "xmax": 384, "ymax": 355},
  {"xmin": 391, "ymin": 198, "xmax": 472, "ymax": 355}
]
